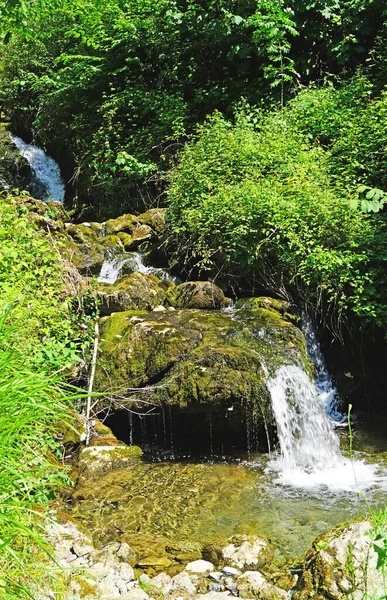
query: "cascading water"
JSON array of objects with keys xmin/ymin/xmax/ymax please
[
  {"xmin": 9, "ymin": 134, "xmax": 65, "ymax": 203},
  {"xmin": 302, "ymin": 313, "xmax": 344, "ymax": 422},
  {"xmin": 266, "ymin": 365, "xmax": 342, "ymax": 473},
  {"xmin": 98, "ymin": 249, "xmax": 180, "ymax": 285},
  {"xmin": 265, "ymin": 361, "xmax": 384, "ymax": 491}
]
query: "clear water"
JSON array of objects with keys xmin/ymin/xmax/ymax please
[
  {"xmin": 69, "ymin": 439, "xmax": 387, "ymax": 563},
  {"xmin": 9, "ymin": 134, "xmax": 65, "ymax": 202}
]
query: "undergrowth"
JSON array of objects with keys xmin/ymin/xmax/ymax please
[{"xmin": 0, "ymin": 193, "xmax": 90, "ymax": 598}]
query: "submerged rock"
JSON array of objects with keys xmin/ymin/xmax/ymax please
[{"xmin": 294, "ymin": 520, "xmax": 386, "ymax": 600}]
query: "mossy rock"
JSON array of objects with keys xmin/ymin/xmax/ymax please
[
  {"xmin": 66, "ymin": 224, "xmax": 99, "ymax": 244},
  {"xmin": 105, "ymin": 213, "xmax": 140, "ymax": 236},
  {"xmin": 60, "ymin": 236, "xmax": 105, "ymax": 275},
  {"xmin": 78, "ymin": 445, "xmax": 143, "ymax": 479},
  {"xmin": 95, "ymin": 303, "xmax": 310, "ymax": 425},
  {"xmin": 173, "ymin": 281, "xmax": 228, "ymax": 309},
  {"xmin": 137, "ymin": 208, "xmax": 167, "ymax": 235},
  {"xmin": 100, "ymin": 233, "xmax": 124, "ymax": 249},
  {"xmin": 96, "ymin": 272, "xmax": 171, "ymax": 315}
]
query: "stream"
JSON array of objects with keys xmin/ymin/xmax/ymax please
[{"xmin": 14, "ymin": 131, "xmax": 387, "ymax": 565}]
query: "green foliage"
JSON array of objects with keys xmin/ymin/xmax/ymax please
[
  {"xmin": 0, "ymin": 192, "xmax": 95, "ymax": 372},
  {"xmin": 167, "ymin": 106, "xmax": 387, "ymax": 326}
]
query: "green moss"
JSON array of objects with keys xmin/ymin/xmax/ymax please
[
  {"xmin": 174, "ymin": 281, "xmax": 227, "ymax": 309},
  {"xmin": 95, "ymin": 304, "xmax": 311, "ymax": 423},
  {"xmin": 66, "ymin": 224, "xmax": 98, "ymax": 244},
  {"xmin": 105, "ymin": 213, "xmax": 139, "ymax": 236},
  {"xmin": 96, "ymin": 272, "xmax": 169, "ymax": 315}
]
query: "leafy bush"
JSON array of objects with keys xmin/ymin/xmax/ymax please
[{"xmin": 167, "ymin": 107, "xmax": 387, "ymax": 326}]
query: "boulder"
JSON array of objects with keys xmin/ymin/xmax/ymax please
[
  {"xmin": 294, "ymin": 520, "xmax": 387, "ymax": 600},
  {"xmin": 221, "ymin": 535, "xmax": 274, "ymax": 571},
  {"xmin": 95, "ymin": 304, "xmax": 308, "ymax": 431},
  {"xmin": 78, "ymin": 445, "xmax": 143, "ymax": 479},
  {"xmin": 105, "ymin": 213, "xmax": 140, "ymax": 236},
  {"xmin": 137, "ymin": 208, "xmax": 167, "ymax": 235},
  {"xmin": 174, "ymin": 281, "xmax": 228, "ymax": 309},
  {"xmin": 96, "ymin": 272, "xmax": 171, "ymax": 315}
]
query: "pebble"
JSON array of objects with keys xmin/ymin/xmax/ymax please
[
  {"xmin": 222, "ymin": 566, "xmax": 240, "ymax": 577},
  {"xmin": 208, "ymin": 572, "xmax": 223, "ymax": 581}
]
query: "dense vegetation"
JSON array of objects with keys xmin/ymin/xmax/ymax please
[
  {"xmin": 1, "ymin": 1, "xmax": 387, "ymax": 596},
  {"xmin": 0, "ymin": 195, "xmax": 91, "ymax": 598},
  {"xmin": 1, "ymin": 0, "xmax": 387, "ymax": 330}
]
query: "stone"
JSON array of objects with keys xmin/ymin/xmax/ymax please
[
  {"xmin": 294, "ymin": 520, "xmax": 387, "ymax": 600},
  {"xmin": 185, "ymin": 560, "xmax": 214, "ymax": 574},
  {"xmin": 208, "ymin": 582, "xmax": 225, "ymax": 593},
  {"xmin": 96, "ymin": 272, "xmax": 170, "ymax": 315},
  {"xmin": 208, "ymin": 572, "xmax": 223, "ymax": 581},
  {"xmin": 66, "ymin": 224, "xmax": 98, "ymax": 244},
  {"xmin": 221, "ymin": 535, "xmax": 274, "ymax": 570},
  {"xmin": 79, "ymin": 445, "xmax": 143, "ymax": 479},
  {"xmin": 96, "ymin": 306, "xmax": 308, "ymax": 434},
  {"xmin": 237, "ymin": 571, "xmax": 290, "ymax": 599},
  {"xmin": 117, "ymin": 542, "xmax": 137, "ymax": 565},
  {"xmin": 150, "ymin": 572, "xmax": 172, "ymax": 591},
  {"xmin": 173, "ymin": 281, "xmax": 228, "ymax": 309},
  {"xmin": 120, "ymin": 589, "xmax": 150, "ymax": 600},
  {"xmin": 197, "ymin": 593, "xmax": 231, "ymax": 600},
  {"xmin": 222, "ymin": 566, "xmax": 240, "ymax": 577},
  {"xmin": 170, "ymin": 571, "xmax": 197, "ymax": 594}
]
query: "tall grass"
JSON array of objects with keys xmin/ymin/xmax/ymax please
[{"xmin": 0, "ymin": 308, "xmax": 75, "ymax": 599}]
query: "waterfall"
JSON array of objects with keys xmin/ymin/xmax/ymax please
[
  {"xmin": 265, "ymin": 362, "xmax": 382, "ymax": 491},
  {"xmin": 98, "ymin": 250, "xmax": 180, "ymax": 285},
  {"xmin": 9, "ymin": 134, "xmax": 65, "ymax": 203},
  {"xmin": 302, "ymin": 313, "xmax": 344, "ymax": 422},
  {"xmin": 266, "ymin": 365, "xmax": 342, "ymax": 473}
]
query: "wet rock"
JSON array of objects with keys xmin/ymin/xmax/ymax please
[
  {"xmin": 294, "ymin": 520, "xmax": 386, "ymax": 600},
  {"xmin": 96, "ymin": 306, "xmax": 307, "ymax": 429},
  {"xmin": 221, "ymin": 535, "xmax": 274, "ymax": 571},
  {"xmin": 185, "ymin": 560, "xmax": 214, "ymax": 574},
  {"xmin": 170, "ymin": 571, "xmax": 197, "ymax": 594},
  {"xmin": 96, "ymin": 272, "xmax": 170, "ymax": 315},
  {"xmin": 0, "ymin": 126, "xmax": 34, "ymax": 193},
  {"xmin": 79, "ymin": 445, "xmax": 143, "ymax": 479},
  {"xmin": 174, "ymin": 281, "xmax": 228, "ymax": 309}
]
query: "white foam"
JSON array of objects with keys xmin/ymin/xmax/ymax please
[
  {"xmin": 9, "ymin": 134, "xmax": 65, "ymax": 202},
  {"xmin": 268, "ymin": 457, "xmax": 386, "ymax": 493}
]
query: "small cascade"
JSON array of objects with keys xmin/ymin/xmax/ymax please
[
  {"xmin": 302, "ymin": 313, "xmax": 344, "ymax": 422},
  {"xmin": 98, "ymin": 249, "xmax": 180, "ymax": 285},
  {"xmin": 265, "ymin": 364, "xmax": 382, "ymax": 490},
  {"xmin": 9, "ymin": 134, "xmax": 65, "ymax": 202},
  {"xmin": 267, "ymin": 365, "xmax": 342, "ymax": 472}
]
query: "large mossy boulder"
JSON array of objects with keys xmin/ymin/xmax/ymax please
[
  {"xmin": 96, "ymin": 272, "xmax": 173, "ymax": 315},
  {"xmin": 294, "ymin": 520, "xmax": 386, "ymax": 600},
  {"xmin": 173, "ymin": 281, "xmax": 228, "ymax": 309},
  {"xmin": 95, "ymin": 299, "xmax": 309, "ymax": 425}
]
